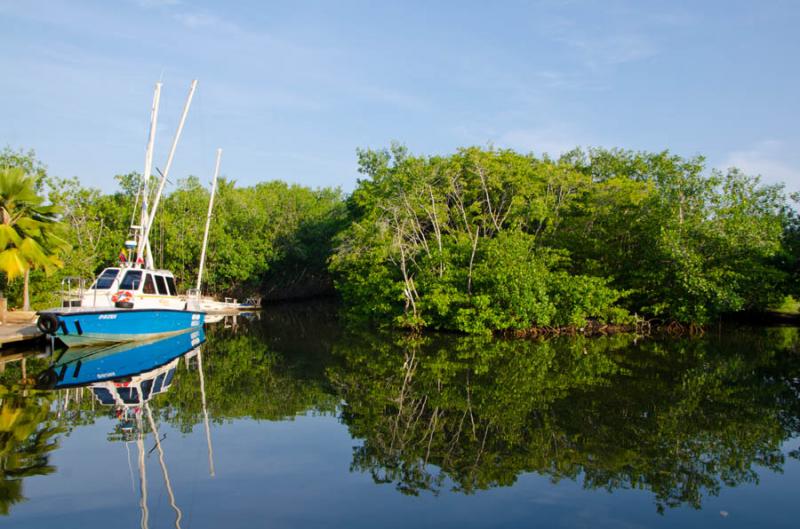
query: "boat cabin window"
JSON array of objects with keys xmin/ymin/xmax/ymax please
[
  {"xmin": 143, "ymin": 273, "xmax": 156, "ymax": 294},
  {"xmin": 116, "ymin": 387, "xmax": 140, "ymax": 404},
  {"xmin": 152, "ymin": 373, "xmax": 165, "ymax": 393},
  {"xmin": 91, "ymin": 268, "xmax": 119, "ymax": 290},
  {"xmin": 140, "ymin": 379, "xmax": 154, "ymax": 401},
  {"xmin": 154, "ymin": 275, "xmax": 168, "ymax": 295},
  {"xmin": 92, "ymin": 387, "xmax": 116, "ymax": 405},
  {"xmin": 119, "ymin": 270, "xmax": 142, "ymax": 290},
  {"xmin": 166, "ymin": 276, "xmax": 177, "ymax": 296},
  {"xmin": 164, "ymin": 368, "xmax": 176, "ymax": 387}
]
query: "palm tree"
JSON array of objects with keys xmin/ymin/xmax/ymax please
[{"xmin": 0, "ymin": 167, "xmax": 66, "ymax": 310}]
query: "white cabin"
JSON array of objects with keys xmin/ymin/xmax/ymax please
[{"xmin": 81, "ymin": 266, "xmax": 186, "ymax": 310}]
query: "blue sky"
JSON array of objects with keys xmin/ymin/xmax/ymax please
[{"xmin": 1, "ymin": 0, "xmax": 799, "ymax": 193}]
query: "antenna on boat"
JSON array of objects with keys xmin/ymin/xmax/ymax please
[
  {"xmin": 196, "ymin": 148, "xmax": 222, "ymax": 292},
  {"xmin": 138, "ymin": 79, "xmax": 198, "ymax": 268}
]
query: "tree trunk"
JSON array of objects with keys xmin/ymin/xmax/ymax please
[{"xmin": 23, "ymin": 268, "xmax": 30, "ymax": 311}]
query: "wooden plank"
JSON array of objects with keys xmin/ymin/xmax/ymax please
[{"xmin": 0, "ymin": 322, "xmax": 43, "ymax": 347}]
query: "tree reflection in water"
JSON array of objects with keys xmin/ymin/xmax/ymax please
[
  {"xmin": 329, "ymin": 327, "xmax": 800, "ymax": 512},
  {"xmin": 0, "ymin": 377, "xmax": 63, "ymax": 515},
  {"xmin": 2, "ymin": 310, "xmax": 800, "ymax": 516}
]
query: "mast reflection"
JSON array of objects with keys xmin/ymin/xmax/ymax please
[{"xmin": 34, "ymin": 329, "xmax": 213, "ymax": 529}]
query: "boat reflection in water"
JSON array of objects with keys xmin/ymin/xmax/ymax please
[
  {"xmin": 36, "ymin": 328, "xmax": 205, "ymax": 389},
  {"xmin": 34, "ymin": 328, "xmax": 216, "ymax": 529}
]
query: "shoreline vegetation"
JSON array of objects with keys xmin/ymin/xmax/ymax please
[{"xmin": 2, "ymin": 144, "xmax": 799, "ymax": 337}]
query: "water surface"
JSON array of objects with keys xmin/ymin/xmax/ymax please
[{"xmin": 1, "ymin": 305, "xmax": 799, "ymax": 528}]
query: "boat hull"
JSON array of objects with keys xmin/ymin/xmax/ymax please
[{"xmin": 38, "ymin": 308, "xmax": 204, "ymax": 347}]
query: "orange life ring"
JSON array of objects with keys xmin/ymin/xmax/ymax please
[{"xmin": 111, "ymin": 290, "xmax": 134, "ymax": 303}]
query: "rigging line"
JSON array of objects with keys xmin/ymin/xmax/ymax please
[
  {"xmin": 155, "ymin": 167, "xmax": 173, "ymax": 186},
  {"xmin": 147, "ymin": 433, "xmax": 168, "ymax": 455}
]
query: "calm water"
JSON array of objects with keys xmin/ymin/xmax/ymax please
[{"xmin": 1, "ymin": 304, "xmax": 799, "ymax": 528}]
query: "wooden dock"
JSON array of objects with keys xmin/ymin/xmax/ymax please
[{"xmin": 0, "ymin": 311, "xmax": 43, "ymax": 348}]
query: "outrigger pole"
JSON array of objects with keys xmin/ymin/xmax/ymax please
[
  {"xmin": 195, "ymin": 148, "xmax": 222, "ymax": 292},
  {"xmin": 137, "ymin": 79, "xmax": 198, "ymax": 267}
]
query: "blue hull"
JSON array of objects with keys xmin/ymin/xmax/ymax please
[
  {"xmin": 45, "ymin": 327, "xmax": 205, "ymax": 388},
  {"xmin": 39, "ymin": 308, "xmax": 205, "ymax": 347}
]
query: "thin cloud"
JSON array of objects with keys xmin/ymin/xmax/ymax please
[
  {"xmin": 172, "ymin": 10, "xmax": 242, "ymax": 32},
  {"xmin": 495, "ymin": 126, "xmax": 585, "ymax": 157},
  {"xmin": 724, "ymin": 140, "xmax": 800, "ymax": 190},
  {"xmin": 558, "ymin": 33, "xmax": 657, "ymax": 68},
  {"xmin": 135, "ymin": 0, "xmax": 181, "ymax": 8}
]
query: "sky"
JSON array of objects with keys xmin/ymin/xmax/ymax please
[{"xmin": 1, "ymin": 0, "xmax": 799, "ymax": 193}]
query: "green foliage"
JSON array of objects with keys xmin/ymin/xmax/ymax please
[
  {"xmin": 6, "ymin": 143, "xmax": 796, "ymax": 325},
  {"xmin": 0, "ymin": 168, "xmax": 65, "ymax": 280},
  {"xmin": 0, "ymin": 147, "xmax": 47, "ymax": 189},
  {"xmin": 1, "ymin": 147, "xmax": 347, "ymax": 307},
  {"xmin": 333, "ymin": 146, "xmax": 792, "ymax": 329},
  {"xmin": 0, "ymin": 159, "xmax": 67, "ymax": 309}
]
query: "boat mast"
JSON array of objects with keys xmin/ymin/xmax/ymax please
[
  {"xmin": 195, "ymin": 148, "xmax": 222, "ymax": 292},
  {"xmin": 137, "ymin": 82, "xmax": 162, "ymax": 268},
  {"xmin": 138, "ymin": 79, "xmax": 198, "ymax": 268}
]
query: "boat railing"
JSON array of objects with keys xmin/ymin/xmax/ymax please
[
  {"xmin": 243, "ymin": 297, "xmax": 261, "ymax": 308},
  {"xmin": 186, "ymin": 288, "xmax": 202, "ymax": 301},
  {"xmin": 60, "ymin": 277, "xmax": 88, "ymax": 309}
]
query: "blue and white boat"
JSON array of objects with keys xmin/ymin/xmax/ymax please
[
  {"xmin": 37, "ymin": 304, "xmax": 203, "ymax": 348},
  {"xmin": 36, "ymin": 80, "xmax": 207, "ymax": 347}
]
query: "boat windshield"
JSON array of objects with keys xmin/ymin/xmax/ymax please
[
  {"xmin": 91, "ymin": 268, "xmax": 119, "ymax": 290},
  {"xmin": 143, "ymin": 274, "xmax": 156, "ymax": 294},
  {"xmin": 117, "ymin": 387, "xmax": 140, "ymax": 404},
  {"xmin": 92, "ymin": 387, "xmax": 116, "ymax": 405},
  {"xmin": 154, "ymin": 275, "xmax": 168, "ymax": 295},
  {"xmin": 153, "ymin": 373, "xmax": 165, "ymax": 394},
  {"xmin": 119, "ymin": 270, "xmax": 143, "ymax": 290},
  {"xmin": 166, "ymin": 276, "xmax": 177, "ymax": 296},
  {"xmin": 140, "ymin": 379, "xmax": 154, "ymax": 401}
]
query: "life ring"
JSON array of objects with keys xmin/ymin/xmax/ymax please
[
  {"xmin": 111, "ymin": 290, "xmax": 134, "ymax": 303},
  {"xmin": 37, "ymin": 313, "xmax": 59, "ymax": 334}
]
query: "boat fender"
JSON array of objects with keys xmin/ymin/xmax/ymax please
[
  {"xmin": 115, "ymin": 301, "xmax": 134, "ymax": 309},
  {"xmin": 35, "ymin": 368, "xmax": 58, "ymax": 389},
  {"xmin": 36, "ymin": 313, "xmax": 59, "ymax": 334}
]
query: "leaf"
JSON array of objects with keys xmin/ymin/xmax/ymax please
[
  {"xmin": 0, "ymin": 224, "xmax": 22, "ymax": 249},
  {"xmin": 0, "ymin": 248, "xmax": 27, "ymax": 280}
]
